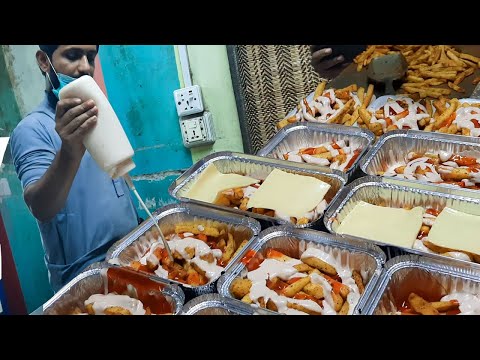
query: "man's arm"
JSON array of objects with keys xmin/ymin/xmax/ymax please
[
  {"xmin": 311, "ymin": 45, "xmax": 367, "ymax": 80},
  {"xmin": 24, "ymin": 146, "xmax": 83, "ymax": 222},
  {"xmin": 13, "ymin": 98, "xmax": 98, "ymax": 222}
]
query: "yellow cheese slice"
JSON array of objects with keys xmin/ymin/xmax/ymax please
[
  {"xmin": 246, "ymin": 169, "xmax": 331, "ymax": 218},
  {"xmin": 336, "ymin": 201, "xmax": 424, "ymax": 248},
  {"xmin": 185, "ymin": 164, "xmax": 260, "ymax": 203},
  {"xmin": 428, "ymin": 207, "xmax": 480, "ymax": 256}
]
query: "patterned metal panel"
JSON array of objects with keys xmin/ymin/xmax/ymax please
[{"xmin": 230, "ymin": 45, "xmax": 322, "ymax": 154}]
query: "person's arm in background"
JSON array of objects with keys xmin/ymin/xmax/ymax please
[
  {"xmin": 311, "ymin": 45, "xmax": 367, "ymax": 80},
  {"xmin": 11, "ymin": 98, "xmax": 97, "ymax": 222}
]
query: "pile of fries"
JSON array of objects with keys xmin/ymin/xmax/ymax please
[
  {"xmin": 277, "ymin": 81, "xmax": 375, "ymax": 130},
  {"xmin": 425, "ymin": 98, "xmax": 480, "ymax": 136},
  {"xmin": 354, "ymin": 45, "xmax": 480, "ymax": 98}
]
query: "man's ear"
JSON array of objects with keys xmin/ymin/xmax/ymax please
[{"xmin": 35, "ymin": 50, "xmax": 50, "ymax": 74}]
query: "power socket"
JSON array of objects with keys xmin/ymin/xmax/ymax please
[
  {"xmin": 180, "ymin": 112, "xmax": 216, "ymax": 148},
  {"xmin": 173, "ymin": 85, "xmax": 204, "ymax": 117}
]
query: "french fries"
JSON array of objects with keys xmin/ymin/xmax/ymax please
[
  {"xmin": 128, "ymin": 222, "xmax": 246, "ymax": 286},
  {"xmin": 395, "ymin": 293, "xmax": 461, "ymax": 315},
  {"xmin": 354, "ymin": 45, "xmax": 479, "ymax": 99},
  {"xmin": 408, "ymin": 293, "xmax": 439, "ymax": 315},
  {"xmin": 230, "ymin": 278, "xmax": 252, "ymax": 299},
  {"xmin": 230, "ymin": 245, "xmax": 366, "ymax": 315},
  {"xmin": 277, "ymin": 82, "xmax": 376, "ymax": 131}
]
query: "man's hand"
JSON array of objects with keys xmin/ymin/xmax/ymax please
[
  {"xmin": 310, "ymin": 46, "xmax": 352, "ymax": 80},
  {"xmin": 55, "ymin": 98, "xmax": 98, "ymax": 159}
]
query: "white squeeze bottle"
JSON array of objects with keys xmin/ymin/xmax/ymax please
[
  {"xmin": 58, "ymin": 75, "xmax": 136, "ymax": 179},
  {"xmin": 59, "ymin": 75, "xmax": 175, "ymax": 261}
]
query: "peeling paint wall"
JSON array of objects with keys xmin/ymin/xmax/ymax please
[
  {"xmin": 0, "ymin": 46, "xmax": 52, "ymax": 313},
  {"xmin": 99, "ymin": 46, "xmax": 193, "ymax": 218},
  {"xmin": 2, "ymin": 45, "xmax": 44, "ymax": 118}
]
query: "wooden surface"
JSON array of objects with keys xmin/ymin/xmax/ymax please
[{"xmin": 328, "ymin": 45, "xmax": 480, "ymax": 100}]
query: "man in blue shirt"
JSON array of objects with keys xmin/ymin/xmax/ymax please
[{"xmin": 10, "ymin": 45, "xmax": 139, "ymax": 292}]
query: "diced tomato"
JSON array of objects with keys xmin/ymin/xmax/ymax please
[
  {"xmin": 246, "ymin": 257, "xmax": 263, "ymax": 271},
  {"xmin": 426, "ymin": 208, "xmax": 440, "ymax": 217},
  {"xmin": 286, "ymin": 277, "xmax": 303, "ymax": 285},
  {"xmin": 446, "ymin": 308, "xmax": 461, "ymax": 315},
  {"xmin": 331, "ymin": 141, "xmax": 341, "ymax": 150},
  {"xmin": 345, "ymin": 149, "xmax": 361, "ymax": 170},
  {"xmin": 301, "ymin": 147, "xmax": 316, "ymax": 155},
  {"xmin": 241, "ymin": 249, "xmax": 256, "ymax": 264},
  {"xmin": 321, "ymin": 273, "xmax": 344, "ymax": 294},
  {"xmin": 452, "ymin": 155, "xmax": 477, "ymax": 166},
  {"xmin": 293, "ymin": 293, "xmax": 317, "ymax": 302},
  {"xmin": 267, "ymin": 278, "xmax": 289, "ymax": 293},
  {"xmin": 265, "ymin": 248, "xmax": 286, "ymax": 260},
  {"xmin": 441, "ymin": 113, "xmax": 456, "ymax": 128},
  {"xmin": 241, "ymin": 249, "xmax": 264, "ymax": 271},
  {"xmin": 197, "ymin": 233, "xmax": 208, "ymax": 242}
]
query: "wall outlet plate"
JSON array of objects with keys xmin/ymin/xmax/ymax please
[
  {"xmin": 180, "ymin": 111, "xmax": 216, "ymax": 148},
  {"xmin": 174, "ymin": 85, "xmax": 204, "ymax": 117}
]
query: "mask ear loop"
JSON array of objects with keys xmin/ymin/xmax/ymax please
[{"xmin": 43, "ymin": 52, "xmax": 60, "ymax": 90}]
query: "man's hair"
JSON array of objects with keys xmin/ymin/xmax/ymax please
[{"xmin": 38, "ymin": 45, "xmax": 100, "ymax": 59}]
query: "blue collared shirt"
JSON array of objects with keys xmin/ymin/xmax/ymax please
[{"xmin": 10, "ymin": 93, "xmax": 139, "ymax": 292}]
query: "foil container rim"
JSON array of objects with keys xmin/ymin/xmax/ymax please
[
  {"xmin": 181, "ymin": 293, "xmax": 275, "ymax": 315},
  {"xmin": 256, "ymin": 225, "xmax": 387, "ymax": 265},
  {"xmin": 217, "ymin": 225, "xmax": 386, "ymax": 315},
  {"xmin": 105, "ymin": 203, "xmax": 262, "ymax": 292},
  {"xmin": 257, "ymin": 122, "xmax": 376, "ymax": 156},
  {"xmin": 324, "ymin": 175, "xmax": 480, "ymax": 233},
  {"xmin": 360, "ymin": 129, "xmax": 480, "ymax": 174},
  {"xmin": 41, "ymin": 262, "xmax": 185, "ymax": 315},
  {"xmin": 256, "ymin": 122, "xmax": 375, "ymax": 179},
  {"xmin": 323, "ymin": 175, "xmax": 480, "ymax": 270},
  {"xmin": 168, "ymin": 151, "xmax": 348, "ymax": 228},
  {"xmin": 363, "ymin": 254, "xmax": 480, "ymax": 314},
  {"xmin": 106, "ymin": 202, "xmax": 262, "ymax": 261},
  {"xmin": 169, "ymin": 151, "xmax": 348, "ymax": 196}
]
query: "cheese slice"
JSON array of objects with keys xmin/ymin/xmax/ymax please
[
  {"xmin": 185, "ymin": 164, "xmax": 260, "ymax": 203},
  {"xmin": 246, "ymin": 169, "xmax": 331, "ymax": 218},
  {"xmin": 428, "ymin": 207, "xmax": 480, "ymax": 256},
  {"xmin": 336, "ymin": 201, "xmax": 424, "ymax": 248}
]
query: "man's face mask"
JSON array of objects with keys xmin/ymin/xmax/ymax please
[{"xmin": 44, "ymin": 53, "xmax": 78, "ymax": 99}]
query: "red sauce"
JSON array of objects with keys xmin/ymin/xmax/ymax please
[{"xmin": 106, "ymin": 267, "xmax": 173, "ymax": 314}]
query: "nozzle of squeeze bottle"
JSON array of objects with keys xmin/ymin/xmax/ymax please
[{"xmin": 123, "ymin": 173, "xmax": 174, "ymax": 262}]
